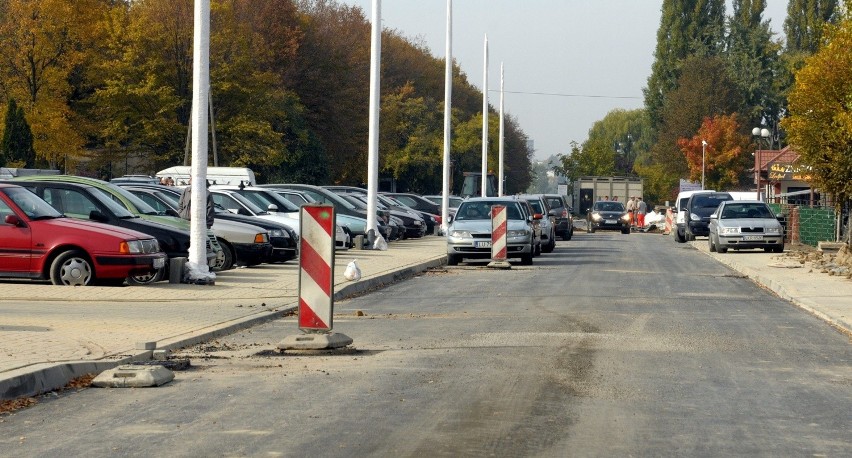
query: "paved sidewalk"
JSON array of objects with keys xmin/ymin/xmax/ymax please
[
  {"xmin": 0, "ymin": 237, "xmax": 448, "ymax": 400},
  {"xmin": 690, "ymin": 239, "xmax": 852, "ymax": 337}
]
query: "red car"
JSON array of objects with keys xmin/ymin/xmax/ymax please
[{"xmin": 0, "ymin": 183, "xmax": 166, "ymax": 286}]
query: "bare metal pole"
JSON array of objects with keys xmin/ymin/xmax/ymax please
[
  {"xmin": 209, "ymin": 89, "xmax": 218, "ymax": 167},
  {"xmin": 188, "ymin": 0, "xmax": 211, "ymax": 277},
  {"xmin": 481, "ymin": 35, "xmax": 488, "ymax": 197},
  {"xmin": 366, "ymin": 0, "xmax": 382, "ymax": 244},
  {"xmin": 498, "ymin": 62, "xmax": 504, "ymax": 196},
  {"xmin": 441, "ymin": 0, "xmax": 452, "ymax": 233}
]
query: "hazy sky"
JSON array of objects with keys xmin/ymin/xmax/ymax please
[{"xmin": 338, "ymin": 1, "xmax": 790, "ymax": 161}]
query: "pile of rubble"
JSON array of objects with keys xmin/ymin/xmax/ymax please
[{"xmin": 780, "ymin": 243, "xmax": 852, "ymax": 278}]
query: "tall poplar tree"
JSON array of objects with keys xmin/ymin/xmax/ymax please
[
  {"xmin": 644, "ymin": 0, "xmax": 727, "ymax": 130},
  {"xmin": 725, "ymin": 0, "xmax": 782, "ymax": 129},
  {"xmin": 784, "ymin": 0, "xmax": 839, "ymax": 53}
]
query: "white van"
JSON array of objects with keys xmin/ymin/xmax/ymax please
[
  {"xmin": 672, "ymin": 189, "xmax": 714, "ymax": 243},
  {"xmin": 156, "ymin": 166, "xmax": 256, "ymax": 187}
]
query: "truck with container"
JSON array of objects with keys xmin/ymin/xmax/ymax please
[{"xmin": 572, "ymin": 176, "xmax": 643, "ymax": 215}]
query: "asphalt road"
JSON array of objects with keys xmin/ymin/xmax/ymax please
[{"xmin": 1, "ymin": 231, "xmax": 850, "ymax": 457}]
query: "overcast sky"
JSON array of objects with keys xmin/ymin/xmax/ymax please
[{"xmin": 338, "ymin": 0, "xmax": 790, "ymax": 161}]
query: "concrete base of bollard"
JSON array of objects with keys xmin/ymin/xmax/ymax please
[
  {"xmin": 169, "ymin": 257, "xmax": 187, "ymax": 283},
  {"xmin": 487, "ymin": 260, "xmax": 512, "ymax": 269},
  {"xmin": 353, "ymin": 235, "xmax": 364, "ymax": 250},
  {"xmin": 91, "ymin": 365, "xmax": 174, "ymax": 388},
  {"xmin": 277, "ymin": 332, "xmax": 353, "ymax": 351}
]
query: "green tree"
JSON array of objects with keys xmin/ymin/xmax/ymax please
[
  {"xmin": 644, "ymin": 0, "xmax": 727, "ymax": 129},
  {"xmin": 644, "ymin": 56, "xmax": 744, "ymax": 199},
  {"xmin": 379, "ymin": 83, "xmax": 443, "ymax": 193},
  {"xmin": 725, "ymin": 0, "xmax": 783, "ymax": 128},
  {"xmin": 784, "ymin": 0, "xmax": 839, "ymax": 53},
  {"xmin": 782, "ymin": 11, "xmax": 852, "ymax": 242},
  {"xmin": 1, "ymin": 99, "xmax": 36, "ymax": 167}
]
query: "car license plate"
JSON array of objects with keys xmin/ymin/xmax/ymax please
[
  {"xmin": 154, "ymin": 258, "xmax": 165, "ymax": 269},
  {"xmin": 742, "ymin": 235, "xmax": 763, "ymax": 241},
  {"xmin": 475, "ymin": 241, "xmax": 492, "ymax": 248},
  {"xmin": 605, "ymin": 219, "xmax": 616, "ymax": 224}
]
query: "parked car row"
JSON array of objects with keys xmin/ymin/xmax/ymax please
[
  {"xmin": 0, "ymin": 175, "xmax": 466, "ymax": 286},
  {"xmin": 445, "ymin": 193, "xmax": 574, "ymax": 266}
]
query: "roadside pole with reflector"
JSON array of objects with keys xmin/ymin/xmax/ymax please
[
  {"xmin": 488, "ymin": 204, "xmax": 511, "ymax": 269},
  {"xmin": 278, "ymin": 204, "xmax": 352, "ymax": 351}
]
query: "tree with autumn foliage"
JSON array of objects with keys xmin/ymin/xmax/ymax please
[
  {"xmin": 678, "ymin": 114, "xmax": 752, "ymax": 191},
  {"xmin": 782, "ymin": 6, "xmax": 852, "ymax": 244}
]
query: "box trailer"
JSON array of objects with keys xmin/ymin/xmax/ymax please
[{"xmin": 573, "ymin": 176, "xmax": 643, "ymax": 215}]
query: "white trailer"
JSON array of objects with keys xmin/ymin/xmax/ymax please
[
  {"xmin": 156, "ymin": 166, "xmax": 256, "ymax": 186},
  {"xmin": 573, "ymin": 176, "xmax": 643, "ymax": 215}
]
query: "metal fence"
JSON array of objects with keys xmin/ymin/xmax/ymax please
[{"xmin": 768, "ymin": 202, "xmax": 843, "ymax": 247}]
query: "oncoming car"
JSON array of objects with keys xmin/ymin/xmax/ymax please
[
  {"xmin": 586, "ymin": 200, "xmax": 630, "ymax": 234},
  {"xmin": 446, "ymin": 197, "xmax": 535, "ymax": 266},
  {"xmin": 708, "ymin": 200, "xmax": 784, "ymax": 253}
]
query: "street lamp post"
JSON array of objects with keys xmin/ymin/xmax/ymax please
[
  {"xmin": 752, "ymin": 127, "xmax": 771, "ymax": 201},
  {"xmin": 701, "ymin": 140, "xmax": 707, "ymax": 190}
]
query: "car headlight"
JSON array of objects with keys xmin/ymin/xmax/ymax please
[
  {"xmin": 720, "ymin": 227, "xmax": 740, "ymax": 235},
  {"xmin": 591, "ymin": 212, "xmax": 602, "ymax": 221},
  {"xmin": 269, "ymin": 229, "xmax": 285, "ymax": 237},
  {"xmin": 690, "ymin": 213, "xmax": 701, "ymax": 221},
  {"xmin": 121, "ymin": 239, "xmax": 152, "ymax": 254},
  {"xmin": 621, "ymin": 214, "xmax": 630, "ymax": 221},
  {"xmin": 507, "ymin": 229, "xmax": 530, "ymax": 237},
  {"xmin": 450, "ymin": 230, "xmax": 471, "ymax": 238},
  {"xmin": 765, "ymin": 226, "xmax": 782, "ymax": 234}
]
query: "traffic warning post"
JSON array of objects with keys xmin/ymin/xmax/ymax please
[
  {"xmin": 488, "ymin": 205, "xmax": 511, "ymax": 269},
  {"xmin": 663, "ymin": 207, "xmax": 673, "ymax": 235},
  {"xmin": 278, "ymin": 204, "xmax": 352, "ymax": 351}
]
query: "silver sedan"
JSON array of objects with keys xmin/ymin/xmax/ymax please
[{"xmin": 708, "ymin": 200, "xmax": 784, "ymax": 253}]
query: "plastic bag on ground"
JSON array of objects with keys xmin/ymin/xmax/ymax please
[
  {"xmin": 344, "ymin": 259, "xmax": 362, "ymax": 281},
  {"xmin": 373, "ymin": 235, "xmax": 388, "ymax": 251}
]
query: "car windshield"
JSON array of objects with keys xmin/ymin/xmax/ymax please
[
  {"xmin": 4, "ymin": 187, "xmax": 62, "ymax": 219},
  {"xmin": 693, "ymin": 194, "xmax": 732, "ymax": 209},
  {"xmin": 455, "ymin": 201, "xmax": 524, "ymax": 220},
  {"xmin": 720, "ymin": 203, "xmax": 774, "ymax": 219},
  {"xmin": 88, "ymin": 188, "xmax": 138, "ymax": 218},
  {"xmin": 593, "ymin": 201, "xmax": 625, "ymax": 212}
]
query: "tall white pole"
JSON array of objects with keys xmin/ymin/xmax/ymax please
[
  {"xmin": 701, "ymin": 140, "xmax": 706, "ymax": 190},
  {"xmin": 366, "ymin": 0, "xmax": 382, "ymax": 244},
  {"xmin": 188, "ymin": 0, "xmax": 210, "ymax": 277},
  {"xmin": 498, "ymin": 62, "xmax": 505, "ymax": 197},
  {"xmin": 441, "ymin": 0, "xmax": 452, "ymax": 233},
  {"xmin": 481, "ymin": 35, "xmax": 488, "ymax": 197}
]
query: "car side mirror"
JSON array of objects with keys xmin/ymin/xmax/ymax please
[
  {"xmin": 89, "ymin": 210, "xmax": 108, "ymax": 222},
  {"xmin": 709, "ymin": 214, "xmax": 718, "ymax": 220},
  {"xmin": 267, "ymin": 204, "xmax": 278, "ymax": 212},
  {"xmin": 533, "ymin": 213, "xmax": 543, "ymax": 220},
  {"xmin": 165, "ymin": 208, "xmax": 180, "ymax": 218},
  {"xmin": 4, "ymin": 214, "xmax": 22, "ymax": 227},
  {"xmin": 548, "ymin": 209, "xmax": 557, "ymax": 216},
  {"xmin": 447, "ymin": 214, "xmax": 454, "ymax": 223}
]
